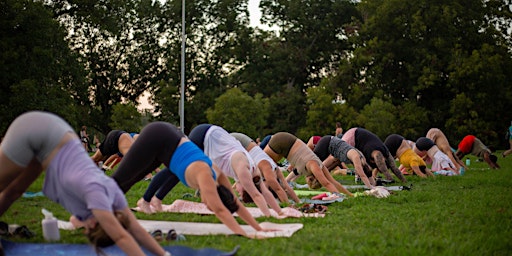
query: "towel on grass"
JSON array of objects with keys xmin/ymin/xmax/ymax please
[
  {"xmin": 58, "ymin": 219, "xmax": 303, "ymax": 238},
  {"xmin": 0, "ymin": 238, "xmax": 239, "ymax": 256},
  {"xmin": 132, "ymin": 199, "xmax": 325, "ymax": 218}
]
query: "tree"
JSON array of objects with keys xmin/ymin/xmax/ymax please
[
  {"xmin": 109, "ymin": 102, "xmax": 144, "ymax": 132},
  {"xmin": 297, "ymin": 84, "xmax": 358, "ymax": 141},
  {"xmin": 0, "ymin": 0, "xmax": 85, "ymax": 134},
  {"xmin": 356, "ymin": 97, "xmax": 397, "ymax": 140},
  {"xmin": 336, "ymin": 0, "xmax": 512, "ymax": 144},
  {"xmin": 206, "ymin": 88, "xmax": 268, "ymax": 139},
  {"xmin": 51, "ymin": 0, "xmax": 167, "ymax": 133}
]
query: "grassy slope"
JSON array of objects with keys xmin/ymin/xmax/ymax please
[{"xmin": 2, "ymin": 153, "xmax": 511, "ymax": 256}]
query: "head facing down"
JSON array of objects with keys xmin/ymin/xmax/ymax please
[
  {"xmin": 241, "ymin": 176, "xmax": 262, "ymax": 203},
  {"xmin": 86, "ymin": 211, "xmax": 130, "ymax": 253},
  {"xmin": 306, "ymin": 175, "xmax": 322, "ymax": 189},
  {"xmin": 489, "ymin": 154, "xmax": 498, "ymax": 164},
  {"xmin": 217, "ymin": 185, "xmax": 239, "ymax": 213}
]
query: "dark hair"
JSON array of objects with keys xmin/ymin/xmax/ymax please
[
  {"xmin": 489, "ymin": 154, "xmax": 498, "ymax": 163},
  {"xmin": 217, "ymin": 185, "xmax": 239, "ymax": 213},
  {"xmin": 241, "ymin": 176, "xmax": 262, "ymax": 203},
  {"xmin": 87, "ymin": 211, "xmax": 130, "ymax": 255}
]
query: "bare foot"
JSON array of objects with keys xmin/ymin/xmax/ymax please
[
  {"xmin": 137, "ymin": 198, "xmax": 153, "ymax": 214},
  {"xmin": 150, "ymin": 196, "xmax": 163, "ymax": 212}
]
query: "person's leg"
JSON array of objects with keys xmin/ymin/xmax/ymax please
[
  {"xmin": 112, "ymin": 122, "xmax": 181, "ymax": 193},
  {"xmin": 137, "ymin": 168, "xmax": 176, "ymax": 213},
  {"xmin": 154, "ymin": 174, "xmax": 179, "ymax": 200},
  {"xmin": 0, "ymin": 156, "xmax": 43, "ymax": 217}
]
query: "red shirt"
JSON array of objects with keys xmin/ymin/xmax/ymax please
[
  {"xmin": 312, "ymin": 136, "xmax": 321, "ymax": 145},
  {"xmin": 458, "ymin": 135, "xmax": 476, "ymax": 153}
]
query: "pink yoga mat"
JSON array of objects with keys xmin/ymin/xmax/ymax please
[{"xmin": 132, "ymin": 199, "xmax": 325, "ymax": 218}]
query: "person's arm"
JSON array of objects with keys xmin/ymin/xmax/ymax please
[
  {"xmin": 347, "ymin": 150, "xmax": 374, "ymax": 189},
  {"xmin": 319, "ymin": 164, "xmax": 353, "ymax": 196},
  {"xmin": 90, "ymin": 150, "xmax": 104, "ymax": 164},
  {"xmin": 231, "ymin": 153, "xmax": 271, "ymax": 217},
  {"xmin": 257, "ymin": 177, "xmax": 284, "ymax": 215},
  {"xmin": 121, "ymin": 208, "xmax": 167, "ymax": 256},
  {"xmin": 259, "ymin": 161, "xmax": 288, "ymax": 203},
  {"xmin": 384, "ymin": 153, "xmax": 408, "ymax": 182},
  {"xmin": 322, "ymin": 155, "xmax": 339, "ymax": 171},
  {"xmin": 208, "ymin": 171, "xmax": 264, "ymax": 236},
  {"xmin": 372, "ymin": 151, "xmax": 395, "ymax": 181},
  {"xmin": 275, "ymin": 168, "xmax": 301, "ymax": 203},
  {"xmin": 410, "ymin": 165, "xmax": 427, "ymax": 178},
  {"xmin": 308, "ymin": 160, "xmax": 352, "ymax": 196},
  {"xmin": 92, "ymin": 209, "xmax": 147, "ymax": 256},
  {"xmin": 483, "ymin": 152, "xmax": 500, "ymax": 169}
]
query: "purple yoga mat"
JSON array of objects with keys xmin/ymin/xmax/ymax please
[{"xmin": 0, "ymin": 239, "xmax": 239, "ymax": 256}]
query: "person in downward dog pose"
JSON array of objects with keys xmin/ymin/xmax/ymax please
[
  {"xmin": 90, "ymin": 130, "xmax": 134, "ymax": 167},
  {"xmin": 425, "ymin": 128, "xmax": 466, "ymax": 172},
  {"xmin": 455, "ymin": 134, "xmax": 500, "ymax": 169},
  {"xmin": 188, "ymin": 124, "xmax": 285, "ymax": 217},
  {"xmin": 313, "ymin": 135, "xmax": 376, "ymax": 189},
  {"xmin": 262, "ymin": 132, "xmax": 353, "ymax": 197},
  {"xmin": 384, "ymin": 134, "xmax": 434, "ymax": 178},
  {"xmin": 342, "ymin": 128, "xmax": 407, "ymax": 183},
  {"xmin": 0, "ymin": 111, "xmax": 168, "ymax": 256},
  {"xmin": 414, "ymin": 137, "xmax": 458, "ymax": 175},
  {"xmin": 112, "ymin": 121, "xmax": 273, "ymax": 238},
  {"xmin": 231, "ymin": 132, "xmax": 301, "ymax": 204}
]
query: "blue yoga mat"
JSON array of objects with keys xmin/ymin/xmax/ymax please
[{"xmin": 1, "ymin": 239, "xmax": 239, "ymax": 256}]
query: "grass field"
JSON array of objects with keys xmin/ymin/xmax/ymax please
[{"xmin": 2, "ymin": 153, "xmax": 512, "ymax": 255}]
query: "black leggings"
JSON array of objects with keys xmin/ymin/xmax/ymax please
[
  {"xmin": 112, "ymin": 122, "xmax": 183, "ymax": 193},
  {"xmin": 142, "ymin": 167, "xmax": 180, "ymax": 201}
]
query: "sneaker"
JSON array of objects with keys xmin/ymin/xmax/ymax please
[
  {"xmin": 151, "ymin": 229, "xmax": 163, "ymax": 242},
  {"xmin": 137, "ymin": 198, "xmax": 153, "ymax": 214},
  {"xmin": 166, "ymin": 229, "xmax": 178, "ymax": 241},
  {"xmin": 150, "ymin": 196, "xmax": 163, "ymax": 212}
]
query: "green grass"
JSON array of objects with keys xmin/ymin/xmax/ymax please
[{"xmin": 2, "ymin": 153, "xmax": 512, "ymax": 256}]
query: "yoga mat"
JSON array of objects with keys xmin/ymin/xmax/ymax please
[
  {"xmin": 132, "ymin": 199, "xmax": 324, "ymax": 218},
  {"xmin": 138, "ymin": 220, "xmax": 303, "ymax": 238},
  {"xmin": 301, "ymin": 197, "xmax": 344, "ymax": 204},
  {"xmin": 0, "ymin": 239, "xmax": 239, "ymax": 256},
  {"xmin": 22, "ymin": 191, "xmax": 45, "ymax": 198},
  {"xmin": 58, "ymin": 220, "xmax": 303, "ymax": 238},
  {"xmin": 295, "ymin": 185, "xmax": 409, "ymax": 196}
]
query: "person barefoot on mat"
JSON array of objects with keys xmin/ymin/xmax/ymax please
[
  {"xmin": 188, "ymin": 124, "xmax": 285, "ymax": 217},
  {"xmin": 112, "ymin": 122, "xmax": 274, "ymax": 238},
  {"xmin": 231, "ymin": 132, "xmax": 301, "ymax": 204},
  {"xmin": 0, "ymin": 111, "xmax": 168, "ymax": 256},
  {"xmin": 263, "ymin": 132, "xmax": 353, "ymax": 197}
]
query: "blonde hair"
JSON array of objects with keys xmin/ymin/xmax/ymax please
[
  {"xmin": 306, "ymin": 175, "xmax": 322, "ymax": 189},
  {"xmin": 87, "ymin": 211, "xmax": 130, "ymax": 255}
]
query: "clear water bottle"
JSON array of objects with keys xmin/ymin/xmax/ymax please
[
  {"xmin": 42, "ymin": 208, "xmax": 60, "ymax": 242},
  {"xmin": 465, "ymin": 158, "xmax": 470, "ymax": 166}
]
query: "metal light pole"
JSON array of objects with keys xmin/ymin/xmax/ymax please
[{"xmin": 179, "ymin": 0, "xmax": 185, "ymax": 132}]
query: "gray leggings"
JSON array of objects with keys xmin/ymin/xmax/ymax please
[{"xmin": 0, "ymin": 111, "xmax": 74, "ymax": 166}]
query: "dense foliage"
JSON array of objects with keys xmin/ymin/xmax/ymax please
[{"xmin": 1, "ymin": 0, "xmax": 511, "ymax": 148}]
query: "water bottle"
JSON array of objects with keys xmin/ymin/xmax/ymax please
[
  {"xmin": 465, "ymin": 158, "xmax": 470, "ymax": 166},
  {"xmin": 42, "ymin": 208, "xmax": 60, "ymax": 242},
  {"xmin": 98, "ymin": 161, "xmax": 103, "ymax": 168}
]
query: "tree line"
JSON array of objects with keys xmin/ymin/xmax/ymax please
[{"xmin": 1, "ymin": 0, "xmax": 511, "ymax": 148}]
